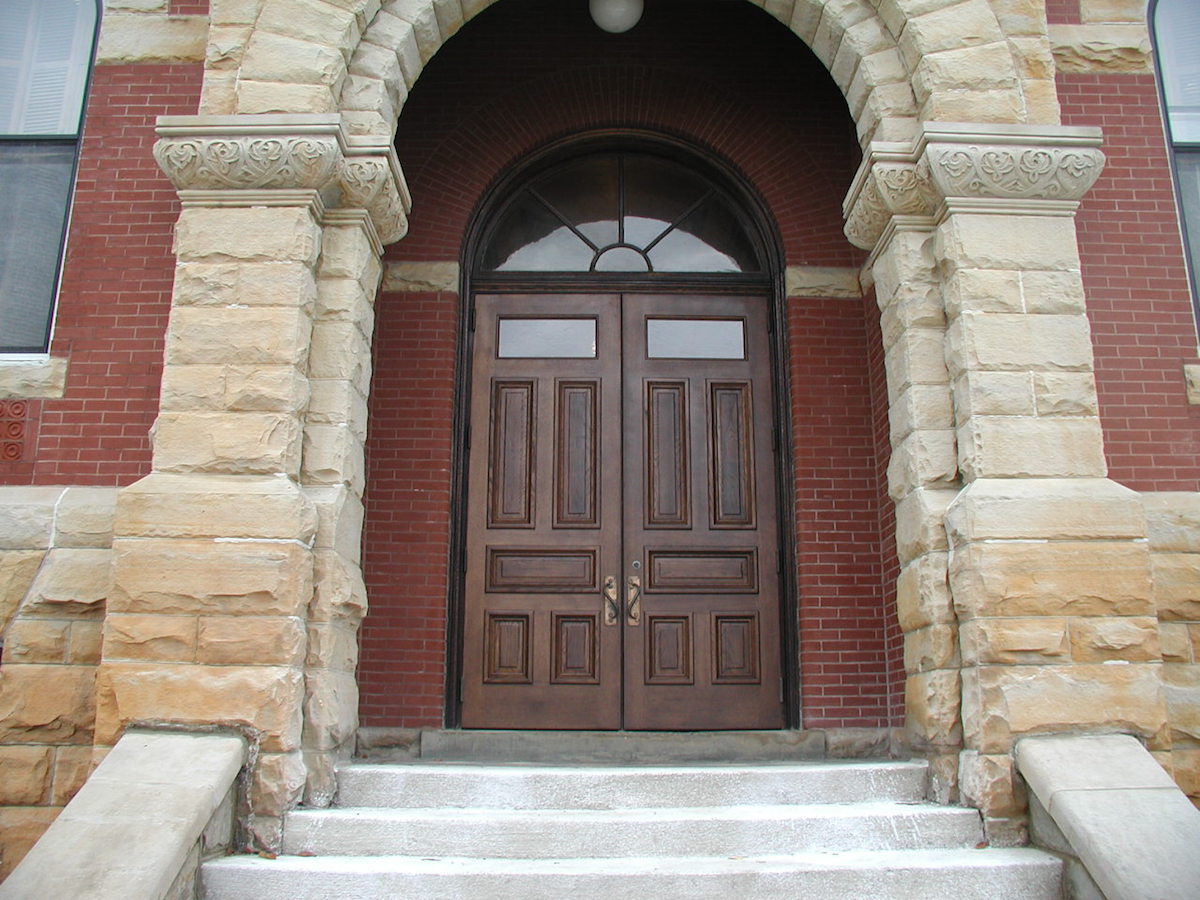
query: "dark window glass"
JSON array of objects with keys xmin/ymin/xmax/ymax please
[
  {"xmin": 0, "ymin": 0, "xmax": 97, "ymax": 353},
  {"xmin": 480, "ymin": 151, "xmax": 763, "ymax": 274}
]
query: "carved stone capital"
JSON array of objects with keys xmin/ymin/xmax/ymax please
[
  {"xmin": 922, "ymin": 126, "xmax": 1106, "ymax": 208},
  {"xmin": 154, "ymin": 115, "xmax": 412, "ymax": 245},
  {"xmin": 843, "ymin": 146, "xmax": 938, "ymax": 251},
  {"xmin": 843, "ymin": 124, "xmax": 1106, "ymax": 252}
]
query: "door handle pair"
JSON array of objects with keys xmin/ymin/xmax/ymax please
[{"xmin": 602, "ymin": 574, "xmax": 642, "ymax": 626}]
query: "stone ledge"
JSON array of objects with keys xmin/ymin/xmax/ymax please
[
  {"xmin": 382, "ymin": 261, "xmax": 459, "ymax": 293},
  {"xmin": 785, "ymin": 266, "xmax": 862, "ymax": 299},
  {"xmin": 1017, "ymin": 734, "xmax": 1200, "ymax": 900},
  {"xmin": 0, "ymin": 729, "xmax": 245, "ymax": 899},
  {"xmin": 0, "ymin": 358, "xmax": 68, "ymax": 399},
  {"xmin": 1185, "ymin": 364, "xmax": 1200, "ymax": 406}
]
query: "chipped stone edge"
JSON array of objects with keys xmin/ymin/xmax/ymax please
[{"xmin": 0, "ymin": 358, "xmax": 68, "ymax": 399}]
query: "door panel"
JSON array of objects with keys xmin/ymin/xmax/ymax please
[{"xmin": 461, "ymin": 292, "xmax": 783, "ymax": 730}]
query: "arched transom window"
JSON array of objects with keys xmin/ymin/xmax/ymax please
[{"xmin": 479, "ymin": 151, "xmax": 765, "ymax": 275}]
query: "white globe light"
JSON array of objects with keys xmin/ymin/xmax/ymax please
[{"xmin": 590, "ymin": 0, "xmax": 643, "ymax": 33}]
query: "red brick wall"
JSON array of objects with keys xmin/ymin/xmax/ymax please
[
  {"xmin": 1060, "ymin": 73, "xmax": 1200, "ymax": 490},
  {"xmin": 360, "ymin": 0, "xmax": 896, "ymax": 729},
  {"xmin": 0, "ymin": 64, "xmax": 202, "ymax": 486},
  {"xmin": 1046, "ymin": 0, "xmax": 1081, "ymax": 25}
]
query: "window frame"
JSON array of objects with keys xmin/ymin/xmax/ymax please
[{"xmin": 0, "ymin": 0, "xmax": 102, "ymax": 356}]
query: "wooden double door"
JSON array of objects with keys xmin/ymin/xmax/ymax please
[{"xmin": 461, "ymin": 293, "xmax": 784, "ymax": 730}]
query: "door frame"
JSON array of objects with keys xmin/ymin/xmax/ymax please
[{"xmin": 446, "ymin": 130, "xmax": 800, "ymax": 728}]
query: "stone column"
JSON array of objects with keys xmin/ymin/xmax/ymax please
[
  {"xmin": 846, "ymin": 123, "xmax": 1168, "ymax": 842},
  {"xmin": 94, "ymin": 116, "xmax": 407, "ymax": 849}
]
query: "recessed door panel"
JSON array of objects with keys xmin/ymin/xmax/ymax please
[{"xmin": 462, "ymin": 293, "xmax": 782, "ymax": 730}]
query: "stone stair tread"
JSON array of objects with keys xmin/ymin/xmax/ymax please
[{"xmin": 203, "ymin": 848, "xmax": 1063, "ymax": 899}]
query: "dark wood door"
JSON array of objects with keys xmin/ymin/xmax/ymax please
[{"xmin": 461, "ymin": 293, "xmax": 783, "ymax": 730}]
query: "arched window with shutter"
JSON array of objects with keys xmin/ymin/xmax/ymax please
[{"xmin": 0, "ymin": 0, "xmax": 99, "ymax": 353}]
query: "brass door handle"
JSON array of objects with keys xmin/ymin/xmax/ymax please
[
  {"xmin": 626, "ymin": 574, "xmax": 642, "ymax": 626},
  {"xmin": 603, "ymin": 575, "xmax": 619, "ymax": 626}
]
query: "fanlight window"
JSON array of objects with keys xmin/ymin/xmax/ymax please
[{"xmin": 480, "ymin": 152, "xmax": 763, "ymax": 274}]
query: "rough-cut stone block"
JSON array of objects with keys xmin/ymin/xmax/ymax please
[
  {"xmin": 167, "ymin": 306, "xmax": 312, "ymax": 367},
  {"xmin": 951, "ymin": 540, "xmax": 1153, "ymax": 620},
  {"xmin": 919, "ymin": 87, "xmax": 1025, "ymax": 124},
  {"xmin": 319, "ymin": 218, "xmax": 385, "ymax": 286},
  {"xmin": 306, "ymin": 621, "xmax": 360, "ymax": 672},
  {"xmin": 877, "ymin": 283, "xmax": 945, "ymax": 353},
  {"xmin": 110, "ymin": 538, "xmax": 313, "ymax": 618},
  {"xmin": 936, "ymin": 215, "xmax": 1082, "ymax": 272},
  {"xmin": 960, "ymin": 618, "xmax": 1070, "ymax": 666},
  {"xmin": 1, "ymin": 550, "xmax": 46, "ymax": 631},
  {"xmin": 959, "ymin": 750, "xmax": 1025, "ymax": 818},
  {"xmin": 0, "ymin": 807, "xmax": 60, "ymax": 882},
  {"xmin": 945, "ymin": 477, "xmax": 1146, "ymax": 543},
  {"xmin": 96, "ymin": 13, "xmax": 207, "ymax": 64},
  {"xmin": 255, "ymin": 0, "xmax": 360, "ymax": 52},
  {"xmin": 303, "ymin": 668, "xmax": 359, "ymax": 751},
  {"xmin": 50, "ymin": 745, "xmax": 94, "ymax": 806},
  {"xmin": 103, "ymin": 613, "xmax": 198, "ymax": 663},
  {"xmin": 883, "ymin": 326, "xmax": 949, "ymax": 405},
  {"xmin": 1050, "ymin": 24, "xmax": 1152, "ymax": 74},
  {"xmin": 116, "ymin": 473, "xmax": 317, "ymax": 542},
  {"xmin": 22, "ymin": 549, "xmax": 111, "ymax": 616},
  {"xmin": 905, "ymin": 668, "xmax": 962, "ymax": 749},
  {"xmin": 53, "ymin": 487, "xmax": 119, "ymax": 549},
  {"xmin": 95, "ymin": 663, "xmax": 304, "ymax": 752},
  {"xmin": 1143, "ymin": 493, "xmax": 1200, "ymax": 553},
  {"xmin": 0, "ymin": 746, "xmax": 53, "ymax": 805},
  {"xmin": 388, "ymin": 0, "xmax": 445, "ymax": 62},
  {"xmin": 315, "ymin": 278, "xmax": 375, "ymax": 334},
  {"xmin": 240, "ymin": 31, "xmax": 348, "ymax": 89},
  {"xmin": 68, "ymin": 621, "xmax": 103, "ymax": 665},
  {"xmin": 1154, "ymin": 553, "xmax": 1200, "ymax": 621},
  {"xmin": 895, "ymin": 551, "xmax": 952, "ymax": 633},
  {"xmin": 304, "ymin": 485, "xmax": 365, "ymax": 563},
  {"xmin": 894, "ymin": 487, "xmax": 957, "ymax": 565},
  {"xmin": 173, "ymin": 261, "xmax": 318, "ymax": 309},
  {"xmin": 1165, "ymin": 664, "xmax": 1200, "ymax": 744},
  {"xmin": 946, "ymin": 312, "xmax": 1094, "ymax": 375},
  {"xmin": 175, "ymin": 207, "xmax": 322, "ymax": 264},
  {"xmin": 912, "ymin": 42, "xmax": 1018, "ymax": 104},
  {"xmin": 899, "ymin": 0, "xmax": 1005, "ymax": 65},
  {"xmin": 206, "ymin": 23, "xmax": 252, "ymax": 70},
  {"xmin": 903, "ymin": 623, "xmax": 959, "ymax": 673},
  {"xmin": 1160, "ymin": 622, "xmax": 1194, "ymax": 663},
  {"xmin": 197, "ymin": 615, "xmax": 306, "ymax": 666},
  {"xmin": 308, "ymin": 320, "xmax": 373, "ymax": 394},
  {"xmin": 310, "ymin": 550, "xmax": 368, "ymax": 623},
  {"xmin": 362, "ymin": 11, "xmax": 423, "ymax": 87},
  {"xmin": 0, "ymin": 486, "xmax": 62, "ymax": 549},
  {"xmin": 1173, "ymin": 748, "xmax": 1200, "ymax": 804},
  {"xmin": 249, "ymin": 750, "xmax": 307, "ymax": 818},
  {"xmin": 941, "ymin": 268, "xmax": 1023, "ymax": 316},
  {"xmin": 153, "ymin": 411, "xmax": 304, "ymax": 476},
  {"xmin": 952, "ymin": 370, "xmax": 1034, "ymax": 422},
  {"xmin": 4, "ymin": 618, "xmax": 70, "ymax": 664},
  {"xmin": 957, "ymin": 416, "xmax": 1107, "ymax": 479},
  {"xmin": 1070, "ymin": 616, "xmax": 1160, "ymax": 662},
  {"xmin": 1033, "ymin": 372, "xmax": 1099, "ymax": 417},
  {"xmin": 886, "ymin": 428, "xmax": 958, "ymax": 499},
  {"xmin": 0, "ymin": 664, "xmax": 96, "ymax": 744},
  {"xmin": 0, "ymin": 357, "xmax": 68, "ymax": 399},
  {"xmin": 1018, "ymin": 269, "xmax": 1087, "ymax": 315},
  {"xmin": 307, "ymin": 379, "xmax": 369, "ymax": 439},
  {"xmin": 962, "ymin": 663, "xmax": 1168, "ymax": 754},
  {"xmin": 161, "ymin": 364, "xmax": 310, "ymax": 414},
  {"xmin": 302, "ymin": 423, "xmax": 366, "ymax": 493},
  {"xmin": 303, "ymin": 748, "xmax": 338, "ymax": 807},
  {"xmin": 888, "ymin": 383, "xmax": 954, "ymax": 445}
]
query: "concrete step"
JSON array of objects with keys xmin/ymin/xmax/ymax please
[
  {"xmin": 408, "ymin": 728, "xmax": 829, "ymax": 763},
  {"xmin": 334, "ymin": 760, "xmax": 930, "ymax": 808},
  {"xmin": 281, "ymin": 801, "xmax": 985, "ymax": 858},
  {"xmin": 202, "ymin": 848, "xmax": 1064, "ymax": 900}
]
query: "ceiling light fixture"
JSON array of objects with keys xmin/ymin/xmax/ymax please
[{"xmin": 590, "ymin": 0, "xmax": 643, "ymax": 33}]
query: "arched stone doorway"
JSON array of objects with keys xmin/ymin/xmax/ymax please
[{"xmin": 123, "ymin": 0, "xmax": 1143, "ymax": 846}]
